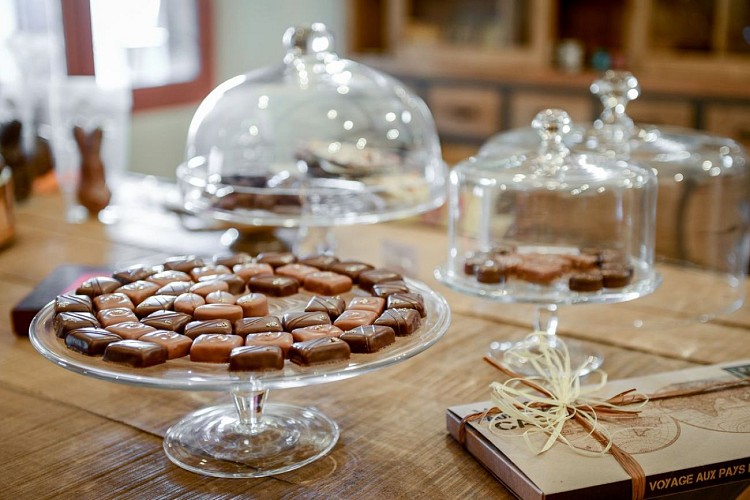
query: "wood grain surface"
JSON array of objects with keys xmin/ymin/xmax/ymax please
[{"xmin": 1, "ymin": 181, "xmax": 748, "ymax": 499}]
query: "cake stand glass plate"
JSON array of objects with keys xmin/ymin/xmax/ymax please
[{"xmin": 29, "ymin": 277, "xmax": 451, "ymax": 478}]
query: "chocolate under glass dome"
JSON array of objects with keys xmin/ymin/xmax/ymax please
[{"xmin": 178, "ymin": 24, "xmax": 446, "ymax": 228}]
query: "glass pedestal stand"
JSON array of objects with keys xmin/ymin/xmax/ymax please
[
  {"xmin": 164, "ymin": 385, "xmax": 338, "ymax": 477},
  {"xmin": 29, "ymin": 277, "xmax": 450, "ymax": 478}
]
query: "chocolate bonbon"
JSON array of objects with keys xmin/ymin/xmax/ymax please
[{"xmin": 103, "ymin": 340, "xmax": 168, "ymax": 367}]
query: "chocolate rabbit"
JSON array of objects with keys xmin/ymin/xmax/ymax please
[{"xmin": 73, "ymin": 125, "xmax": 111, "ymax": 216}]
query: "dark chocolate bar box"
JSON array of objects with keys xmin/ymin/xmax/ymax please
[{"xmin": 447, "ymin": 361, "xmax": 750, "ymax": 499}]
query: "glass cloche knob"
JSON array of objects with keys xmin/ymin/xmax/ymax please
[{"xmin": 283, "ymin": 23, "xmax": 336, "ymax": 59}]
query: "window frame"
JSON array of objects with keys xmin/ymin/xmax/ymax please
[{"xmin": 60, "ymin": 0, "xmax": 214, "ymax": 111}]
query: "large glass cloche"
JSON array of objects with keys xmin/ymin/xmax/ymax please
[
  {"xmin": 178, "ymin": 24, "xmax": 446, "ymax": 228},
  {"xmin": 480, "ymin": 71, "xmax": 750, "ymax": 321}
]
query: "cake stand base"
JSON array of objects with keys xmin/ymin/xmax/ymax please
[
  {"xmin": 488, "ymin": 334, "xmax": 603, "ymax": 377},
  {"xmin": 164, "ymin": 402, "xmax": 339, "ymax": 478}
]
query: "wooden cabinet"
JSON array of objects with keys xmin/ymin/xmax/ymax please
[{"xmin": 349, "ymin": 0, "xmax": 750, "ymax": 152}]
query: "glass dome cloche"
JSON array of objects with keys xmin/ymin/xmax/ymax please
[
  {"xmin": 178, "ymin": 23, "xmax": 446, "ymax": 230},
  {"xmin": 436, "ymin": 109, "xmax": 660, "ymax": 372},
  {"xmin": 480, "ymin": 71, "xmax": 750, "ymax": 322}
]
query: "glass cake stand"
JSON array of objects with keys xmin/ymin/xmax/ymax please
[{"xmin": 29, "ymin": 278, "xmax": 450, "ymax": 478}]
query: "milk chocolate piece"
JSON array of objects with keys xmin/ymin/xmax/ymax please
[
  {"xmin": 289, "ymin": 337, "xmax": 351, "ymax": 366},
  {"xmin": 156, "ymin": 281, "xmax": 193, "ymax": 296},
  {"xmin": 173, "ymin": 292, "xmax": 206, "ymax": 315},
  {"xmin": 236, "ymin": 293, "xmax": 269, "ymax": 317},
  {"xmin": 139, "ymin": 330, "xmax": 192, "ymax": 359},
  {"xmin": 333, "ymin": 309, "xmax": 378, "ymax": 330},
  {"xmin": 205, "ymin": 290, "xmax": 236, "ymax": 304},
  {"xmin": 103, "ymin": 339, "xmax": 168, "ymax": 367},
  {"xmin": 189, "ymin": 280, "xmax": 229, "ymax": 297},
  {"xmin": 147, "ymin": 270, "xmax": 193, "ymax": 287},
  {"xmin": 298, "ymin": 254, "xmax": 339, "ymax": 270},
  {"xmin": 115, "ymin": 280, "xmax": 160, "ymax": 305},
  {"xmin": 206, "ymin": 273, "xmax": 246, "ymax": 294},
  {"xmin": 569, "ymin": 271, "xmax": 604, "ymax": 292},
  {"xmin": 229, "ymin": 345, "xmax": 284, "ymax": 372},
  {"xmin": 374, "ymin": 308, "xmax": 421, "ymax": 336},
  {"xmin": 105, "ymin": 321, "xmax": 157, "ymax": 340},
  {"xmin": 348, "ymin": 296, "xmax": 385, "ymax": 315},
  {"xmin": 76, "ymin": 276, "xmax": 121, "ymax": 297},
  {"xmin": 340, "ymin": 325, "xmax": 395, "ymax": 353},
  {"xmin": 245, "ymin": 331, "xmax": 293, "ymax": 357},
  {"xmin": 386, "ymin": 293, "xmax": 425, "ymax": 317},
  {"xmin": 476, "ymin": 261, "xmax": 505, "ymax": 284},
  {"xmin": 140, "ymin": 310, "xmax": 192, "ymax": 332},
  {"xmin": 282, "ymin": 311, "xmax": 331, "ymax": 331},
  {"xmin": 184, "ymin": 319, "xmax": 234, "ymax": 339},
  {"xmin": 193, "ymin": 303, "xmax": 244, "ymax": 322},
  {"xmin": 65, "ymin": 327, "xmax": 121, "ymax": 355},
  {"xmin": 256, "ymin": 251, "xmax": 296, "ymax": 268},
  {"xmin": 329, "ymin": 260, "xmax": 374, "ymax": 280},
  {"xmin": 371, "ymin": 281, "xmax": 410, "ymax": 298},
  {"xmin": 247, "ymin": 275, "xmax": 299, "ymax": 297},
  {"xmin": 113, "ymin": 264, "xmax": 161, "ymax": 284},
  {"xmin": 212, "ymin": 252, "xmax": 251, "ymax": 268},
  {"xmin": 235, "ymin": 316, "xmax": 283, "ymax": 335},
  {"xmin": 303, "ymin": 271, "xmax": 352, "ymax": 295},
  {"xmin": 275, "ymin": 263, "xmax": 319, "ymax": 282},
  {"xmin": 291, "ymin": 324, "xmax": 343, "ymax": 342},
  {"xmin": 55, "ymin": 294, "xmax": 93, "ymax": 314},
  {"xmin": 190, "ymin": 334, "xmax": 244, "ymax": 363},
  {"xmin": 190, "ymin": 264, "xmax": 231, "ymax": 281},
  {"xmin": 134, "ymin": 295, "xmax": 176, "ymax": 316},
  {"xmin": 305, "ymin": 296, "xmax": 345, "ymax": 319},
  {"xmin": 93, "ymin": 293, "xmax": 135, "ymax": 311},
  {"xmin": 233, "ymin": 262, "xmax": 274, "ymax": 282},
  {"xmin": 163, "ymin": 255, "xmax": 204, "ymax": 273},
  {"xmin": 602, "ymin": 266, "xmax": 633, "ymax": 288},
  {"xmin": 357, "ymin": 269, "xmax": 403, "ymax": 292},
  {"xmin": 97, "ymin": 307, "xmax": 138, "ymax": 327}
]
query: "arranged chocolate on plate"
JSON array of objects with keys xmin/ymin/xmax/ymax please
[
  {"xmin": 305, "ymin": 296, "xmax": 345, "ymax": 319},
  {"xmin": 65, "ymin": 327, "xmax": 122, "ymax": 355},
  {"xmin": 235, "ymin": 316, "xmax": 283, "ymax": 335},
  {"xmin": 386, "ymin": 293, "xmax": 425, "ymax": 317},
  {"xmin": 184, "ymin": 319, "xmax": 233, "ymax": 339},
  {"xmin": 340, "ymin": 325, "xmax": 395, "ymax": 353},
  {"xmin": 105, "ymin": 321, "xmax": 157, "ymax": 340},
  {"xmin": 135, "ymin": 295, "xmax": 176, "ymax": 316},
  {"xmin": 303, "ymin": 271, "xmax": 352, "ymax": 295},
  {"xmin": 334, "ymin": 309, "xmax": 378, "ymax": 330},
  {"xmin": 282, "ymin": 311, "xmax": 331, "ymax": 331},
  {"xmin": 190, "ymin": 334, "xmax": 244, "ymax": 363},
  {"xmin": 141, "ymin": 310, "xmax": 192, "ymax": 332},
  {"xmin": 229, "ymin": 345, "xmax": 284, "ymax": 372},
  {"xmin": 371, "ymin": 281, "xmax": 409, "ymax": 298},
  {"xmin": 55, "ymin": 294, "xmax": 93, "ymax": 314},
  {"xmin": 94, "ymin": 293, "xmax": 135, "ymax": 311},
  {"xmin": 139, "ymin": 330, "xmax": 192, "ymax": 359},
  {"xmin": 289, "ymin": 337, "xmax": 351, "ymax": 366},
  {"xmin": 103, "ymin": 340, "xmax": 168, "ymax": 367},
  {"xmin": 236, "ymin": 293, "xmax": 269, "ymax": 317},
  {"xmin": 247, "ymin": 275, "xmax": 299, "ymax": 297},
  {"xmin": 291, "ymin": 324, "xmax": 343, "ymax": 342},
  {"xmin": 76, "ymin": 276, "xmax": 121, "ymax": 297},
  {"xmin": 245, "ymin": 331, "xmax": 293, "ymax": 357},
  {"xmin": 193, "ymin": 304, "xmax": 243, "ymax": 322},
  {"xmin": 97, "ymin": 307, "xmax": 138, "ymax": 327},
  {"xmin": 54, "ymin": 312, "xmax": 100, "ymax": 338},
  {"xmin": 173, "ymin": 293, "xmax": 206, "ymax": 315},
  {"xmin": 374, "ymin": 308, "xmax": 421, "ymax": 336}
]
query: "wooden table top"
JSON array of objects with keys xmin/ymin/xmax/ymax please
[{"xmin": 2, "ymin": 180, "xmax": 749, "ymax": 499}]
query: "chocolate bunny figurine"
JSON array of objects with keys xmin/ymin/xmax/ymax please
[{"xmin": 73, "ymin": 125, "xmax": 111, "ymax": 216}]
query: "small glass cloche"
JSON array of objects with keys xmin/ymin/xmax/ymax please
[
  {"xmin": 437, "ymin": 109, "xmax": 660, "ymax": 305},
  {"xmin": 178, "ymin": 23, "xmax": 446, "ymax": 227}
]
